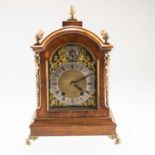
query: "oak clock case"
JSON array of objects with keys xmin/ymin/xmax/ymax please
[{"xmin": 26, "ymin": 8, "xmax": 120, "ymax": 145}]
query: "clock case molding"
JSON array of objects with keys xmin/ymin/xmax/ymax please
[{"xmin": 28, "ymin": 17, "xmax": 119, "ymax": 143}]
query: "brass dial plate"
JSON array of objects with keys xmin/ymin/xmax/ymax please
[{"xmin": 48, "ymin": 44, "xmax": 97, "ymax": 108}]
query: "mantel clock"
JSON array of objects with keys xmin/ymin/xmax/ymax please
[{"xmin": 26, "ymin": 6, "xmax": 120, "ymax": 145}]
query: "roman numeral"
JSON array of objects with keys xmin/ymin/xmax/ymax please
[
  {"xmin": 84, "ymin": 90, "xmax": 90, "ymax": 94},
  {"xmin": 71, "ymin": 63, "xmax": 74, "ymax": 69},
  {"xmin": 55, "ymin": 90, "xmax": 59, "ymax": 94},
  {"xmin": 88, "ymin": 83, "xmax": 92, "ymax": 85},
  {"xmin": 62, "ymin": 96, "xmax": 65, "ymax": 101},
  {"xmin": 52, "ymin": 82, "xmax": 57, "ymax": 85},
  {"xmin": 71, "ymin": 98, "xmax": 74, "ymax": 104},
  {"xmin": 61, "ymin": 66, "xmax": 65, "ymax": 71},
  {"xmin": 55, "ymin": 73, "xmax": 59, "ymax": 77}
]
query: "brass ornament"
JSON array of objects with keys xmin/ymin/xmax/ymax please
[
  {"xmin": 25, "ymin": 135, "xmax": 38, "ymax": 145},
  {"xmin": 108, "ymin": 134, "xmax": 121, "ymax": 144},
  {"xmin": 49, "ymin": 45, "xmax": 95, "ymax": 73},
  {"xmin": 101, "ymin": 29, "xmax": 109, "ymax": 44},
  {"xmin": 77, "ymin": 47, "xmax": 96, "ymax": 73},
  {"xmin": 34, "ymin": 53, "xmax": 41, "ymax": 109},
  {"xmin": 35, "ymin": 30, "xmax": 44, "ymax": 45},
  {"xmin": 80, "ymin": 95, "xmax": 96, "ymax": 106},
  {"xmin": 49, "ymin": 47, "xmax": 68, "ymax": 72},
  {"xmin": 49, "ymin": 44, "xmax": 96, "ymax": 107},
  {"xmin": 68, "ymin": 5, "xmax": 77, "ymax": 21},
  {"xmin": 49, "ymin": 92, "xmax": 65, "ymax": 107},
  {"xmin": 105, "ymin": 52, "xmax": 110, "ymax": 108}
]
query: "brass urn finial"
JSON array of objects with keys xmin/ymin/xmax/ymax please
[
  {"xmin": 35, "ymin": 29, "xmax": 44, "ymax": 45},
  {"xmin": 68, "ymin": 5, "xmax": 76, "ymax": 21},
  {"xmin": 63, "ymin": 5, "xmax": 82, "ymax": 26},
  {"xmin": 101, "ymin": 29, "xmax": 109, "ymax": 44}
]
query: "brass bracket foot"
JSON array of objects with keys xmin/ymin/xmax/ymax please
[
  {"xmin": 108, "ymin": 133, "xmax": 121, "ymax": 144},
  {"xmin": 25, "ymin": 135, "xmax": 38, "ymax": 145}
]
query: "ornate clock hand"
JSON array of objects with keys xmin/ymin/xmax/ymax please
[
  {"xmin": 73, "ymin": 83, "xmax": 83, "ymax": 92},
  {"xmin": 74, "ymin": 73, "xmax": 92, "ymax": 83}
]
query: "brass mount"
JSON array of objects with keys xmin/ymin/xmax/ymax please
[
  {"xmin": 68, "ymin": 5, "xmax": 77, "ymax": 21},
  {"xmin": 35, "ymin": 30, "xmax": 44, "ymax": 45},
  {"xmin": 25, "ymin": 135, "xmax": 38, "ymax": 145},
  {"xmin": 108, "ymin": 133, "xmax": 121, "ymax": 144},
  {"xmin": 101, "ymin": 29, "xmax": 109, "ymax": 44}
]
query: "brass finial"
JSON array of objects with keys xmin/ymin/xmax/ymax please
[
  {"xmin": 68, "ymin": 5, "xmax": 76, "ymax": 21},
  {"xmin": 35, "ymin": 29, "xmax": 44, "ymax": 45},
  {"xmin": 101, "ymin": 29, "xmax": 109, "ymax": 44}
]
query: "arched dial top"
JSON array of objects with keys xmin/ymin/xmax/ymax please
[{"xmin": 48, "ymin": 44, "xmax": 97, "ymax": 109}]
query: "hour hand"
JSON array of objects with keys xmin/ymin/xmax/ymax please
[{"xmin": 73, "ymin": 83, "xmax": 83, "ymax": 92}]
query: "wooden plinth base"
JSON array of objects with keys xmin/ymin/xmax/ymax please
[{"xmin": 29, "ymin": 111, "xmax": 117, "ymax": 136}]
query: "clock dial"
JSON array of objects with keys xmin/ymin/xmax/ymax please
[
  {"xmin": 66, "ymin": 47, "xmax": 79, "ymax": 60},
  {"xmin": 49, "ymin": 44, "xmax": 97, "ymax": 108},
  {"xmin": 50, "ymin": 62, "xmax": 95, "ymax": 105}
]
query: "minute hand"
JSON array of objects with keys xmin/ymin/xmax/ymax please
[{"xmin": 74, "ymin": 73, "xmax": 92, "ymax": 83}]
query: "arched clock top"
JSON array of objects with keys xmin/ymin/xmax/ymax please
[
  {"xmin": 31, "ymin": 27, "xmax": 113, "ymax": 53},
  {"xmin": 41, "ymin": 27, "xmax": 104, "ymax": 48}
]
